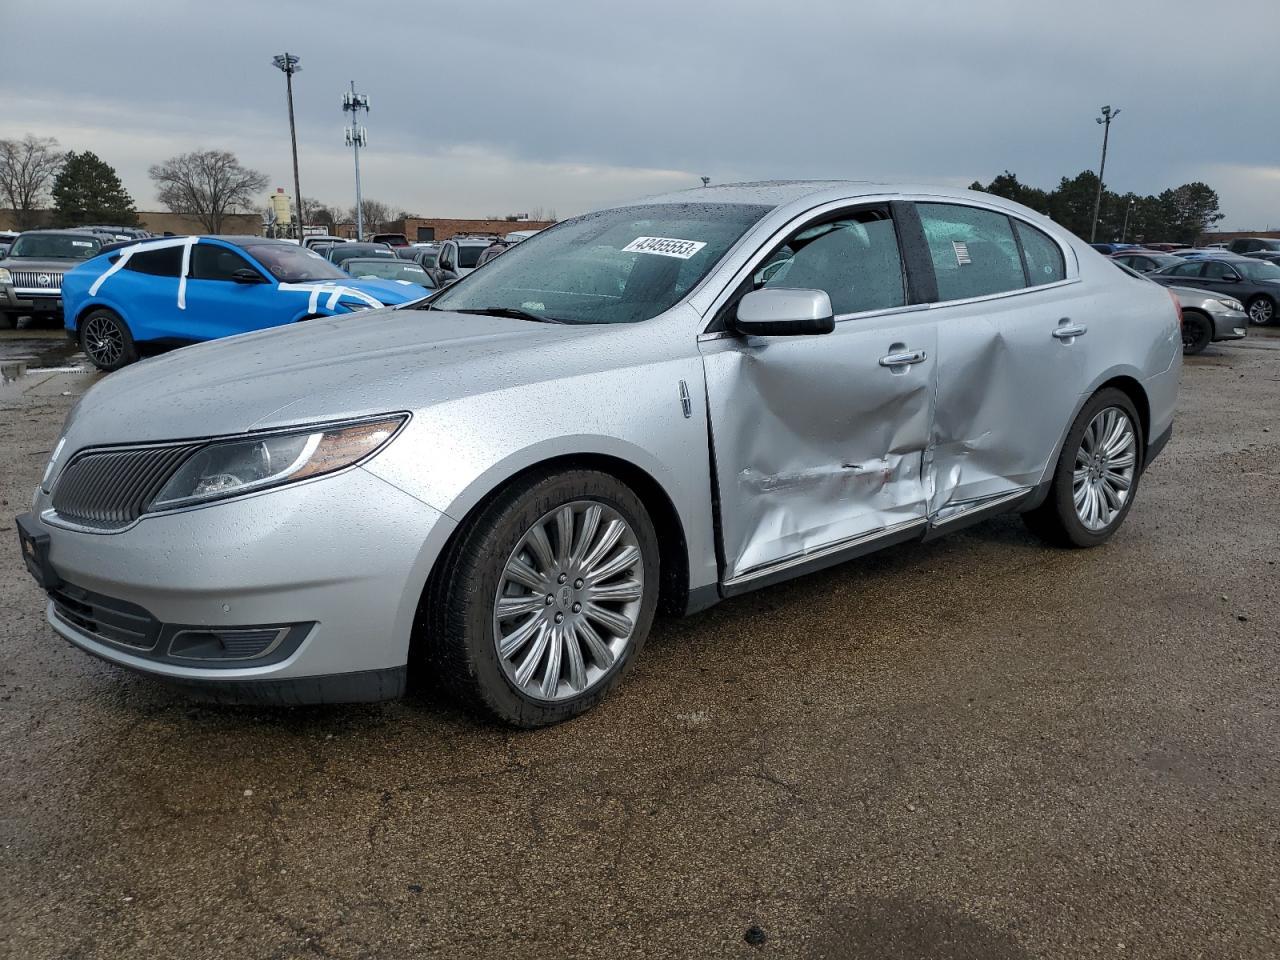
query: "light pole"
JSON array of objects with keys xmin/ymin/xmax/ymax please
[
  {"xmin": 343, "ymin": 81, "xmax": 370, "ymax": 240},
  {"xmin": 1121, "ymin": 198, "xmax": 1135, "ymax": 243},
  {"xmin": 271, "ymin": 53, "xmax": 304, "ymax": 239},
  {"xmin": 1090, "ymin": 104, "xmax": 1120, "ymax": 243}
]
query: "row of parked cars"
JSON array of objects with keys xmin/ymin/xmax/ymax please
[
  {"xmin": 0, "ymin": 226, "xmax": 543, "ymax": 370},
  {"xmin": 1092, "ymin": 237, "xmax": 1280, "ymax": 353}
]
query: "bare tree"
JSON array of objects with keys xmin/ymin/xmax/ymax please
[
  {"xmin": 0, "ymin": 135, "xmax": 64, "ymax": 229},
  {"xmin": 149, "ymin": 150, "xmax": 269, "ymax": 233},
  {"xmin": 345, "ymin": 198, "xmax": 393, "ymax": 230}
]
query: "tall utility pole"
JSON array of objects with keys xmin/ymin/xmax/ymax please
[
  {"xmin": 1090, "ymin": 104, "xmax": 1120, "ymax": 243},
  {"xmin": 1121, "ymin": 198, "xmax": 1135, "ymax": 243},
  {"xmin": 271, "ymin": 53, "xmax": 304, "ymax": 238},
  {"xmin": 343, "ymin": 81, "xmax": 370, "ymax": 240}
]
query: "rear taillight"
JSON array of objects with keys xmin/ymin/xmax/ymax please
[{"xmin": 1168, "ymin": 288, "xmax": 1183, "ymax": 329}]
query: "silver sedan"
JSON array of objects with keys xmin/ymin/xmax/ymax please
[{"xmin": 17, "ymin": 182, "xmax": 1181, "ymax": 726}]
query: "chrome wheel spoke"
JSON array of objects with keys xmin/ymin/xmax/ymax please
[
  {"xmin": 585, "ymin": 544, "xmax": 640, "ymax": 585},
  {"xmin": 583, "ymin": 602, "xmax": 633, "ymax": 637},
  {"xmin": 570, "ymin": 504, "xmax": 602, "ymax": 565},
  {"xmin": 514, "ymin": 623, "xmax": 550, "ymax": 687},
  {"xmin": 587, "ymin": 577, "xmax": 643, "ymax": 603},
  {"xmin": 504, "ymin": 556, "xmax": 546, "ymax": 592},
  {"xmin": 539, "ymin": 624, "xmax": 563, "ymax": 698},
  {"xmin": 580, "ymin": 519, "xmax": 624, "ymax": 573},
  {"xmin": 574, "ymin": 619, "xmax": 614, "ymax": 670},
  {"xmin": 496, "ymin": 594, "xmax": 545, "ymax": 620},
  {"xmin": 525, "ymin": 523, "xmax": 556, "ymax": 572},
  {"xmin": 554, "ymin": 505, "xmax": 575, "ymax": 567},
  {"xmin": 563, "ymin": 626, "xmax": 587, "ymax": 693},
  {"xmin": 499, "ymin": 613, "xmax": 542, "ymax": 657}
]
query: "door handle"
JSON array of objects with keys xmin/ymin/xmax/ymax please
[
  {"xmin": 1052, "ymin": 321, "xmax": 1088, "ymax": 340},
  {"xmin": 878, "ymin": 349, "xmax": 927, "ymax": 367}
]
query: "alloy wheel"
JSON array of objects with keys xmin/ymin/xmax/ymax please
[
  {"xmin": 1248, "ymin": 298, "xmax": 1274, "ymax": 325},
  {"xmin": 1072, "ymin": 407, "xmax": 1137, "ymax": 532},
  {"xmin": 83, "ymin": 314, "xmax": 124, "ymax": 367},
  {"xmin": 493, "ymin": 500, "xmax": 644, "ymax": 702}
]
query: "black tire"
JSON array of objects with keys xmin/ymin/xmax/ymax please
[
  {"xmin": 1023, "ymin": 388, "xmax": 1144, "ymax": 549},
  {"xmin": 1246, "ymin": 295, "xmax": 1275, "ymax": 326},
  {"xmin": 1181, "ymin": 310, "xmax": 1213, "ymax": 355},
  {"xmin": 78, "ymin": 308, "xmax": 138, "ymax": 371},
  {"xmin": 0, "ymin": 312, "xmax": 14, "ymax": 330},
  {"xmin": 421, "ymin": 469, "xmax": 660, "ymax": 727}
]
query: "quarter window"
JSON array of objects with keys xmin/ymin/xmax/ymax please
[
  {"xmin": 123, "ymin": 246, "xmax": 183, "ymax": 277},
  {"xmin": 1014, "ymin": 221, "xmax": 1066, "ymax": 285},
  {"xmin": 1169, "ymin": 262, "xmax": 1203, "ymax": 277},
  {"xmin": 756, "ymin": 210, "xmax": 906, "ymax": 315},
  {"xmin": 917, "ymin": 203, "xmax": 1026, "ymax": 300},
  {"xmin": 191, "ymin": 244, "xmax": 255, "ymax": 281}
]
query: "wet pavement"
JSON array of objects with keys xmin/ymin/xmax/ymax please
[{"xmin": 1, "ymin": 332, "xmax": 1278, "ymax": 959}]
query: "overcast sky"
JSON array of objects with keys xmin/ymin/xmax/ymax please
[{"xmin": 6, "ymin": 0, "xmax": 1279, "ymax": 229}]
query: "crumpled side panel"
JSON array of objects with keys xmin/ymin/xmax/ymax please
[{"xmin": 701, "ymin": 315, "xmax": 938, "ymax": 582}]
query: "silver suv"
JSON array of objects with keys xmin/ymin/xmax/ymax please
[{"xmin": 0, "ymin": 230, "xmax": 104, "ymax": 328}]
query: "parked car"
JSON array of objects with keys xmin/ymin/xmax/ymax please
[
  {"xmin": 60, "ymin": 236, "xmax": 423, "ymax": 370},
  {"xmin": 327, "ymin": 242, "xmax": 395, "ymax": 267},
  {"xmin": 504, "ymin": 229, "xmax": 542, "ymax": 244},
  {"xmin": 1172, "ymin": 248, "xmax": 1246, "ymax": 260},
  {"xmin": 1090, "ymin": 242, "xmax": 1138, "ymax": 255},
  {"xmin": 340, "ymin": 257, "xmax": 435, "ymax": 290},
  {"xmin": 16, "ymin": 182, "xmax": 1180, "ymax": 725},
  {"xmin": 83, "ymin": 225, "xmax": 151, "ymax": 241},
  {"xmin": 475, "ymin": 239, "xmax": 510, "ymax": 267},
  {"xmin": 436, "ymin": 236, "xmax": 493, "ymax": 278},
  {"xmin": 303, "ymin": 235, "xmax": 347, "ymax": 250},
  {"xmin": 371, "ymin": 233, "xmax": 409, "ymax": 247},
  {"xmin": 1172, "ymin": 286, "xmax": 1248, "ymax": 354},
  {"xmin": 1228, "ymin": 237, "xmax": 1280, "ymax": 257},
  {"xmin": 0, "ymin": 229, "xmax": 105, "ymax": 329},
  {"xmin": 1141, "ymin": 242, "xmax": 1190, "ymax": 253},
  {"xmin": 1110, "ymin": 251, "xmax": 1186, "ymax": 273},
  {"xmin": 1150, "ymin": 256, "xmax": 1280, "ymax": 325},
  {"xmin": 396, "ymin": 243, "xmax": 438, "ymax": 264}
]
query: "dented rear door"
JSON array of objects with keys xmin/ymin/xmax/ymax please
[{"xmin": 702, "ymin": 312, "xmax": 937, "ymax": 584}]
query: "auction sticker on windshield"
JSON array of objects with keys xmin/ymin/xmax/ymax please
[{"xmin": 623, "ymin": 236, "xmax": 708, "ymax": 259}]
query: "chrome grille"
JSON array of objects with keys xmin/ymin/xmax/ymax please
[
  {"xmin": 9, "ymin": 270, "xmax": 65, "ymax": 292},
  {"xmin": 51, "ymin": 444, "xmax": 201, "ymax": 529}
]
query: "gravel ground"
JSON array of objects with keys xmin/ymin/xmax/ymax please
[{"xmin": 1, "ymin": 330, "xmax": 1277, "ymax": 959}]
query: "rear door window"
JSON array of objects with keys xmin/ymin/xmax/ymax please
[
  {"xmin": 917, "ymin": 203, "xmax": 1026, "ymax": 300},
  {"xmin": 1169, "ymin": 262, "xmax": 1204, "ymax": 278},
  {"xmin": 1202, "ymin": 261, "xmax": 1240, "ymax": 281},
  {"xmin": 123, "ymin": 246, "xmax": 183, "ymax": 277}
]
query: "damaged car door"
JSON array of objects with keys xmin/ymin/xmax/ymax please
[
  {"xmin": 914, "ymin": 202, "xmax": 1082, "ymax": 518},
  {"xmin": 700, "ymin": 205, "xmax": 937, "ymax": 589}
]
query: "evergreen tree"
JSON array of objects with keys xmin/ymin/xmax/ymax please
[{"xmin": 51, "ymin": 151, "xmax": 140, "ymax": 227}]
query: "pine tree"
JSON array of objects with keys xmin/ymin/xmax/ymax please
[{"xmin": 51, "ymin": 151, "xmax": 140, "ymax": 227}]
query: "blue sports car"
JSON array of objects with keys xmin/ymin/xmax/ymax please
[{"xmin": 62, "ymin": 235, "xmax": 424, "ymax": 370}]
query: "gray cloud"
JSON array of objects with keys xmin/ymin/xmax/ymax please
[{"xmin": 5, "ymin": 0, "xmax": 1279, "ymax": 227}]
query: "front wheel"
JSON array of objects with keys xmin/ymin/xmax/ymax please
[
  {"xmin": 1023, "ymin": 388, "xmax": 1143, "ymax": 548},
  {"xmin": 1181, "ymin": 310, "xmax": 1213, "ymax": 355},
  {"xmin": 79, "ymin": 308, "xmax": 138, "ymax": 371},
  {"xmin": 423, "ymin": 469, "xmax": 660, "ymax": 727},
  {"xmin": 1247, "ymin": 296, "xmax": 1275, "ymax": 326}
]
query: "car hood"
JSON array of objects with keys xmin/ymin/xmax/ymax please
[
  {"xmin": 322, "ymin": 276, "xmax": 424, "ymax": 304},
  {"xmin": 0, "ymin": 256, "xmax": 90, "ymax": 271},
  {"xmin": 62, "ymin": 307, "xmax": 632, "ymax": 447}
]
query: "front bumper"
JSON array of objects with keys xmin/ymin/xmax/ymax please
[
  {"xmin": 1210, "ymin": 308, "xmax": 1249, "ymax": 341},
  {"xmin": 20, "ymin": 464, "xmax": 456, "ymax": 703},
  {"xmin": 0, "ymin": 284, "xmax": 62, "ymax": 316}
]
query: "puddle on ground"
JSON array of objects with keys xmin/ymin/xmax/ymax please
[{"xmin": 0, "ymin": 335, "xmax": 88, "ymax": 378}]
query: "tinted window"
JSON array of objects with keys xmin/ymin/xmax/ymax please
[
  {"xmin": 1202, "ymin": 261, "xmax": 1240, "ymax": 280},
  {"xmin": 1169, "ymin": 262, "xmax": 1203, "ymax": 277},
  {"xmin": 124, "ymin": 245, "xmax": 183, "ymax": 277},
  {"xmin": 918, "ymin": 203, "xmax": 1026, "ymax": 300},
  {"xmin": 247, "ymin": 243, "xmax": 349, "ymax": 281},
  {"xmin": 458, "ymin": 245, "xmax": 485, "ymax": 268},
  {"xmin": 191, "ymin": 243, "xmax": 255, "ymax": 281},
  {"xmin": 1236, "ymin": 260, "xmax": 1280, "ymax": 281},
  {"xmin": 1014, "ymin": 221, "xmax": 1066, "ymax": 286},
  {"xmin": 756, "ymin": 210, "xmax": 905, "ymax": 315}
]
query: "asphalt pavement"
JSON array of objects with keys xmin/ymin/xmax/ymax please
[{"xmin": 1, "ymin": 328, "xmax": 1277, "ymax": 959}]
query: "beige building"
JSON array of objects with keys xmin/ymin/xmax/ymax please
[{"xmin": 335, "ymin": 217, "xmax": 557, "ymax": 242}]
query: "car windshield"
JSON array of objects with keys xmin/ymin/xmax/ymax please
[
  {"xmin": 1236, "ymin": 260, "xmax": 1280, "ymax": 281},
  {"xmin": 10, "ymin": 233, "xmax": 102, "ymax": 259},
  {"xmin": 345, "ymin": 260, "xmax": 433, "ymax": 284},
  {"xmin": 429, "ymin": 203, "xmax": 771, "ymax": 324},
  {"xmin": 332, "ymin": 245, "xmax": 393, "ymax": 264},
  {"xmin": 245, "ymin": 243, "xmax": 350, "ymax": 282}
]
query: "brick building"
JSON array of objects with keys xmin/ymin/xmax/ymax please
[
  {"xmin": 335, "ymin": 217, "xmax": 557, "ymax": 242},
  {"xmin": 1198, "ymin": 229, "xmax": 1280, "ymax": 245}
]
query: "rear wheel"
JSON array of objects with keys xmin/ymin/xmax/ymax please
[
  {"xmin": 1247, "ymin": 296, "xmax": 1274, "ymax": 326},
  {"xmin": 79, "ymin": 308, "xmax": 138, "ymax": 371},
  {"xmin": 1024, "ymin": 388, "xmax": 1143, "ymax": 548},
  {"xmin": 422, "ymin": 469, "xmax": 660, "ymax": 727},
  {"xmin": 1181, "ymin": 310, "xmax": 1213, "ymax": 355}
]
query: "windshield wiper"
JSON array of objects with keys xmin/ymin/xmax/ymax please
[{"xmin": 449, "ymin": 307, "xmax": 570, "ymax": 324}]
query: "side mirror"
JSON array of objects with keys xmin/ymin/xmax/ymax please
[
  {"xmin": 733, "ymin": 288, "xmax": 835, "ymax": 337},
  {"xmin": 232, "ymin": 268, "xmax": 267, "ymax": 284},
  {"xmin": 1224, "ymin": 274, "xmax": 1241, "ymax": 282}
]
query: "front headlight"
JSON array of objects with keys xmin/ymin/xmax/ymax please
[
  {"xmin": 0, "ymin": 267, "xmax": 12, "ymax": 283},
  {"xmin": 1215, "ymin": 297, "xmax": 1244, "ymax": 312},
  {"xmin": 146, "ymin": 415, "xmax": 407, "ymax": 511}
]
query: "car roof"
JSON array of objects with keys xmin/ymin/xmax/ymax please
[{"xmin": 16, "ymin": 228, "xmax": 105, "ymax": 239}]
